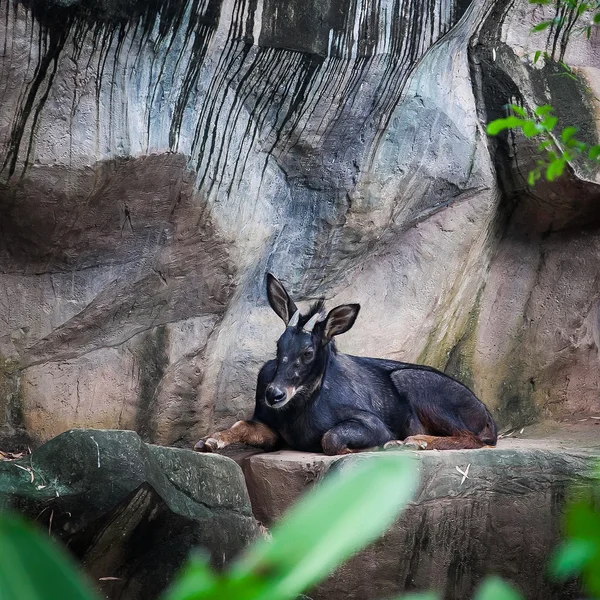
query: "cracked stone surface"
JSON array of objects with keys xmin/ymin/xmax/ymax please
[
  {"xmin": 0, "ymin": 0, "xmax": 599, "ymax": 448},
  {"xmin": 0, "ymin": 428, "xmax": 260, "ymax": 599}
]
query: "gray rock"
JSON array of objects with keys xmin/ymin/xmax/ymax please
[
  {"xmin": 0, "ymin": 428, "xmax": 260, "ymax": 599},
  {"xmin": 0, "ymin": 0, "xmax": 598, "ymax": 447},
  {"xmin": 240, "ymin": 436, "xmax": 600, "ymax": 600}
]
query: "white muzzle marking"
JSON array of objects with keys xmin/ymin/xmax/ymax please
[{"xmin": 270, "ymin": 386, "xmax": 299, "ymax": 408}]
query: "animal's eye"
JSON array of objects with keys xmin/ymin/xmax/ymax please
[{"xmin": 302, "ymin": 348, "xmax": 314, "ymax": 361}]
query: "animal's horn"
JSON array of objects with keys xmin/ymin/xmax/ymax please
[
  {"xmin": 303, "ymin": 312, "xmax": 323, "ymax": 333},
  {"xmin": 288, "ymin": 309, "xmax": 300, "ymax": 327}
]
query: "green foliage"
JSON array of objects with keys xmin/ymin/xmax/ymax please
[
  {"xmin": 531, "ymin": 20, "xmax": 554, "ymax": 31},
  {"xmin": 386, "ymin": 594, "xmax": 440, "ymax": 600},
  {"xmin": 549, "ymin": 465, "xmax": 600, "ymax": 598},
  {"xmin": 551, "ymin": 539, "xmax": 597, "ymax": 579},
  {"xmin": 0, "ymin": 513, "xmax": 102, "ymax": 600},
  {"xmin": 473, "ymin": 577, "xmax": 524, "ymax": 600},
  {"xmin": 486, "ymin": 104, "xmax": 600, "ymax": 185},
  {"xmin": 528, "ymin": 0, "xmax": 600, "ymax": 40},
  {"xmin": 486, "ymin": 116, "xmax": 528, "ymax": 136}
]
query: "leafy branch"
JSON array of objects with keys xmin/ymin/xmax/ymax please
[
  {"xmin": 530, "ymin": 0, "xmax": 600, "ymax": 41},
  {"xmin": 486, "ymin": 104, "xmax": 600, "ymax": 185}
]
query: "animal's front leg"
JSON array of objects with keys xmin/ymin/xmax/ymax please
[
  {"xmin": 194, "ymin": 420, "xmax": 280, "ymax": 453},
  {"xmin": 321, "ymin": 416, "xmax": 392, "ymax": 456}
]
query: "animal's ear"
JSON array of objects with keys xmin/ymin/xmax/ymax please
[
  {"xmin": 266, "ymin": 273, "xmax": 299, "ymax": 324},
  {"xmin": 321, "ymin": 304, "xmax": 360, "ymax": 342}
]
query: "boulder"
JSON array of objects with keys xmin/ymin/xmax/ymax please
[
  {"xmin": 0, "ymin": 429, "xmax": 260, "ymax": 599},
  {"xmin": 240, "ymin": 426, "xmax": 600, "ymax": 600}
]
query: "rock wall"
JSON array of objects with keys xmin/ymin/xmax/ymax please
[{"xmin": 0, "ymin": 0, "xmax": 598, "ymax": 447}]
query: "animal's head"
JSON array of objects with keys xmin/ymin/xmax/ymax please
[{"xmin": 264, "ymin": 273, "xmax": 360, "ymax": 409}]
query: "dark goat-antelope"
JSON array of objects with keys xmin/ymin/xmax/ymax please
[{"xmin": 194, "ymin": 274, "xmax": 498, "ymax": 455}]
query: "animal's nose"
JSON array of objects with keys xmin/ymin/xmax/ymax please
[{"xmin": 266, "ymin": 385, "xmax": 286, "ymax": 404}]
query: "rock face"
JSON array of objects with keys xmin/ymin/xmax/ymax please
[
  {"xmin": 240, "ymin": 436, "xmax": 600, "ymax": 600},
  {"xmin": 0, "ymin": 0, "xmax": 599, "ymax": 446},
  {"xmin": 0, "ymin": 429, "xmax": 260, "ymax": 599}
]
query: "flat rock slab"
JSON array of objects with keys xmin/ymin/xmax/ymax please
[
  {"xmin": 0, "ymin": 429, "xmax": 260, "ymax": 600},
  {"xmin": 240, "ymin": 429, "xmax": 599, "ymax": 600}
]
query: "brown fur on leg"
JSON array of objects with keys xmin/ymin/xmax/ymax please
[
  {"xmin": 403, "ymin": 432, "xmax": 487, "ymax": 450},
  {"xmin": 194, "ymin": 420, "xmax": 280, "ymax": 453}
]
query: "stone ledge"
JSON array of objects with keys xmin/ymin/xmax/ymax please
[{"xmin": 239, "ymin": 426, "xmax": 600, "ymax": 600}]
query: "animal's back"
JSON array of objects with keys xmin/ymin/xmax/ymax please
[
  {"xmin": 390, "ymin": 365, "xmax": 497, "ymax": 444},
  {"xmin": 342, "ymin": 354, "xmax": 497, "ymax": 444}
]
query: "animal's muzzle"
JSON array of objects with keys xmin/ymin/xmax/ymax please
[{"xmin": 265, "ymin": 384, "xmax": 287, "ymax": 407}]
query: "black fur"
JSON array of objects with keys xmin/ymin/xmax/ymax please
[{"xmin": 254, "ymin": 274, "xmax": 498, "ymax": 455}]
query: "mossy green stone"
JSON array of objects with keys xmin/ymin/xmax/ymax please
[{"xmin": 0, "ymin": 429, "xmax": 260, "ymax": 599}]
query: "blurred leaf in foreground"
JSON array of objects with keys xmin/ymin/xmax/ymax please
[
  {"xmin": 474, "ymin": 576, "xmax": 524, "ymax": 600},
  {"xmin": 0, "ymin": 512, "xmax": 100, "ymax": 600},
  {"xmin": 166, "ymin": 453, "xmax": 419, "ymax": 600}
]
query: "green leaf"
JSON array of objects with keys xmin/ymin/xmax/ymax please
[
  {"xmin": 532, "ymin": 20, "xmax": 553, "ymax": 31},
  {"xmin": 229, "ymin": 454, "xmax": 419, "ymax": 600},
  {"xmin": 486, "ymin": 116, "xmax": 525, "ymax": 135},
  {"xmin": 542, "ymin": 115, "xmax": 559, "ymax": 131},
  {"xmin": 535, "ymin": 104, "xmax": 554, "ymax": 117},
  {"xmin": 387, "ymin": 593, "xmax": 441, "ymax": 600},
  {"xmin": 559, "ymin": 72, "xmax": 579, "ymax": 81},
  {"xmin": 594, "ymin": 11, "xmax": 600, "ymax": 22},
  {"xmin": 561, "ymin": 126, "xmax": 578, "ymax": 143},
  {"xmin": 164, "ymin": 553, "xmax": 220, "ymax": 600},
  {"xmin": 550, "ymin": 539, "xmax": 597, "ymax": 579},
  {"xmin": 527, "ymin": 170, "xmax": 538, "ymax": 186},
  {"xmin": 562, "ymin": 500, "xmax": 600, "ymax": 598},
  {"xmin": 577, "ymin": 3, "xmax": 589, "ymax": 16},
  {"xmin": 474, "ymin": 576, "xmax": 524, "ymax": 600},
  {"xmin": 534, "ymin": 50, "xmax": 543, "ymax": 63},
  {"xmin": 523, "ymin": 120, "xmax": 542, "ymax": 137},
  {"xmin": 0, "ymin": 512, "xmax": 100, "ymax": 600},
  {"xmin": 589, "ymin": 145, "xmax": 600, "ymax": 160},
  {"xmin": 509, "ymin": 104, "xmax": 528, "ymax": 117},
  {"xmin": 547, "ymin": 158, "xmax": 566, "ymax": 181}
]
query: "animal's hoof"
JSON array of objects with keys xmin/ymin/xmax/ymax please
[
  {"xmin": 194, "ymin": 438, "xmax": 218, "ymax": 452},
  {"xmin": 383, "ymin": 440, "xmax": 405, "ymax": 451},
  {"xmin": 402, "ymin": 436, "xmax": 429, "ymax": 450}
]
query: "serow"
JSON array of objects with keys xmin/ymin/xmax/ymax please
[{"xmin": 194, "ymin": 274, "xmax": 498, "ymax": 455}]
